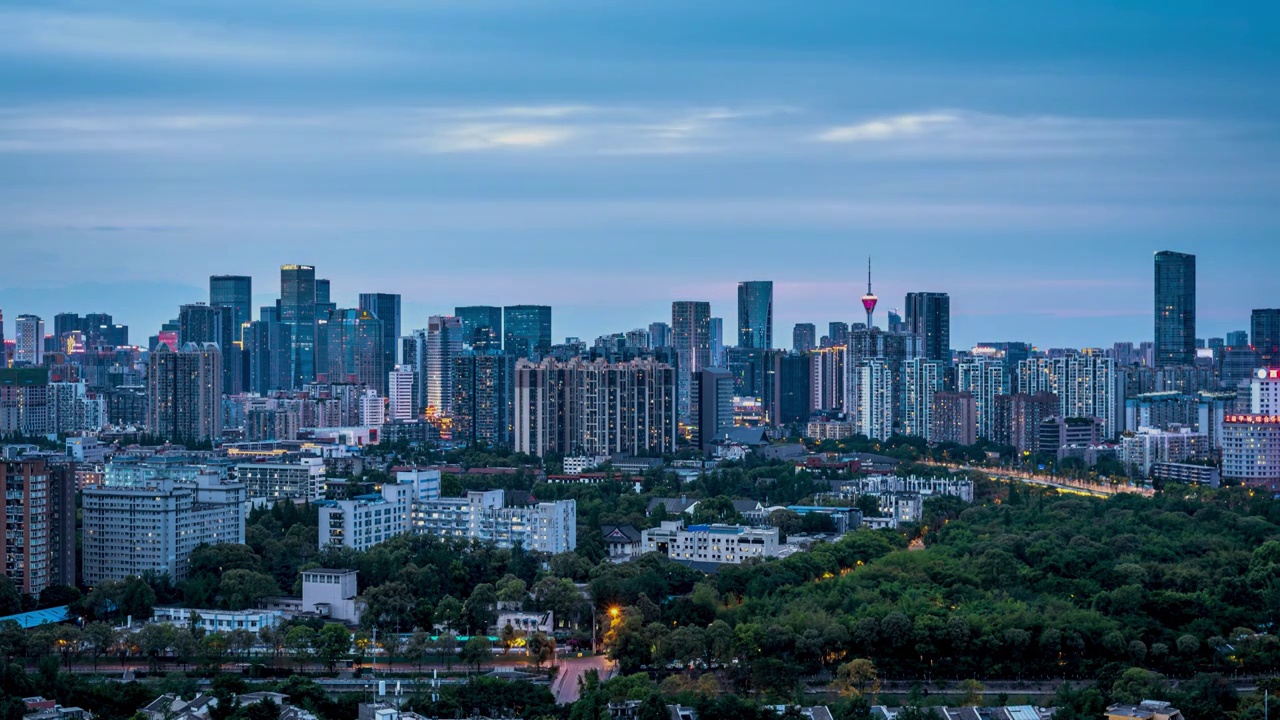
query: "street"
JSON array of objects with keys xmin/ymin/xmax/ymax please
[{"xmin": 552, "ymin": 654, "xmax": 615, "ymax": 704}]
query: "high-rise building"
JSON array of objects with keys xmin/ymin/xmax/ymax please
[
  {"xmin": 503, "ymin": 305, "xmax": 552, "ymax": 359},
  {"xmin": 387, "ymin": 365, "xmax": 417, "ymax": 422},
  {"xmin": 709, "ymin": 317, "xmax": 725, "ymax": 367},
  {"xmin": 426, "ymin": 316, "xmax": 464, "ymax": 414},
  {"xmin": 2, "ymin": 459, "xmax": 53, "ymax": 595},
  {"xmin": 15, "ymin": 315, "xmax": 43, "ymax": 367},
  {"xmin": 905, "ymin": 292, "xmax": 951, "ymax": 362},
  {"xmin": 737, "ymin": 281, "xmax": 774, "ymax": 350},
  {"xmin": 957, "ymin": 358, "xmax": 1009, "ymax": 440},
  {"xmin": 672, "ymin": 301, "xmax": 712, "ymax": 420},
  {"xmin": 147, "ymin": 342, "xmax": 223, "ymax": 443},
  {"xmin": 315, "ymin": 279, "xmax": 334, "ymax": 314},
  {"xmin": 513, "ymin": 357, "xmax": 678, "ymax": 457},
  {"xmin": 359, "ymin": 293, "xmax": 401, "ymax": 374},
  {"xmin": 322, "ymin": 308, "xmax": 385, "ymax": 392},
  {"xmin": 995, "ymin": 392, "xmax": 1060, "ymax": 453},
  {"xmin": 793, "ymin": 323, "xmax": 816, "ymax": 353},
  {"xmin": 827, "ymin": 322, "xmax": 850, "ymax": 348},
  {"xmin": 1253, "ymin": 310, "xmax": 1280, "ymax": 366},
  {"xmin": 766, "ymin": 351, "xmax": 811, "ymax": 426},
  {"xmin": 83, "ymin": 461, "xmax": 245, "ymax": 585},
  {"xmin": 810, "ymin": 345, "xmax": 846, "ymax": 413},
  {"xmin": 1227, "ymin": 330, "xmax": 1250, "ymax": 348},
  {"xmin": 454, "ymin": 353, "xmax": 516, "ymax": 447},
  {"xmin": 903, "ymin": 358, "xmax": 943, "ymax": 439},
  {"xmin": 1018, "ymin": 355, "xmax": 1120, "ymax": 438},
  {"xmin": 1154, "ymin": 251, "xmax": 1196, "ymax": 368},
  {"xmin": 179, "ymin": 303, "xmax": 238, "ymax": 393},
  {"xmin": 695, "ymin": 367, "xmax": 735, "ymax": 456},
  {"xmin": 648, "ymin": 322, "xmax": 672, "ymax": 349},
  {"xmin": 279, "ymin": 264, "xmax": 318, "ymax": 386},
  {"xmin": 210, "ymin": 275, "xmax": 252, "ymax": 342},
  {"xmin": 845, "ymin": 327, "xmax": 921, "ymax": 432},
  {"xmin": 455, "ymin": 306, "xmax": 503, "ymax": 352},
  {"xmin": 931, "ymin": 391, "xmax": 977, "ymax": 446},
  {"xmin": 246, "ymin": 319, "xmax": 293, "ymax": 395},
  {"xmin": 625, "ymin": 329, "xmax": 650, "ymax": 349},
  {"xmin": 853, "ymin": 360, "xmax": 894, "ymax": 441},
  {"xmin": 0, "ymin": 368, "xmax": 50, "ymax": 436}
]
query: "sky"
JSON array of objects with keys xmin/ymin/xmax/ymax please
[{"xmin": 1, "ymin": 0, "xmax": 1278, "ymax": 349}]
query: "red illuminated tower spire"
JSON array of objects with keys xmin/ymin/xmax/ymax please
[{"xmin": 861, "ymin": 257, "xmax": 878, "ymax": 329}]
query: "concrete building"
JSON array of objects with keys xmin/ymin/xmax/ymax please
[
  {"xmin": 513, "ymin": 357, "xmax": 678, "ymax": 458},
  {"xmin": 236, "ymin": 456, "xmax": 327, "ymax": 502},
  {"xmin": 301, "ymin": 569, "xmax": 361, "ymax": 623},
  {"xmin": 852, "ymin": 360, "xmax": 894, "ymax": 441},
  {"xmin": 930, "ymin": 391, "xmax": 977, "ymax": 445},
  {"xmin": 1120, "ymin": 425, "xmax": 1209, "ymax": 477},
  {"xmin": 902, "ymin": 358, "xmax": 942, "ymax": 439},
  {"xmin": 672, "ymin": 301, "xmax": 711, "ymax": 420},
  {"xmin": 1038, "ymin": 416, "xmax": 1103, "ymax": 457},
  {"xmin": 453, "ymin": 353, "xmax": 516, "ymax": 448},
  {"xmin": 2, "ymin": 459, "xmax": 57, "ymax": 595},
  {"xmin": 641, "ymin": 521, "xmax": 780, "ymax": 565},
  {"xmin": 83, "ymin": 465, "xmax": 246, "ymax": 585},
  {"xmin": 147, "ymin": 342, "xmax": 223, "ymax": 444},
  {"xmin": 993, "ymin": 392, "xmax": 1059, "ymax": 453},
  {"xmin": 0, "ymin": 368, "xmax": 50, "ymax": 436},
  {"xmin": 695, "ymin": 367, "xmax": 735, "ymax": 456},
  {"xmin": 793, "ymin": 323, "xmax": 816, "ymax": 353},
  {"xmin": 957, "ymin": 358, "xmax": 1008, "ymax": 440},
  {"xmin": 810, "ymin": 346, "xmax": 846, "ymax": 413},
  {"xmin": 387, "ymin": 365, "xmax": 416, "ymax": 422},
  {"xmin": 15, "ymin": 315, "xmax": 44, "ymax": 367},
  {"xmin": 48, "ymin": 380, "xmax": 105, "ymax": 433},
  {"xmin": 1018, "ymin": 355, "xmax": 1120, "ymax": 438},
  {"xmin": 154, "ymin": 607, "xmax": 282, "ymax": 633},
  {"xmin": 1223, "ymin": 368, "xmax": 1280, "ymax": 488}
]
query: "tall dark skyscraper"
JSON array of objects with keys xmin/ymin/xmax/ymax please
[
  {"xmin": 246, "ymin": 319, "xmax": 292, "ymax": 394},
  {"xmin": 279, "ymin": 264, "xmax": 317, "ymax": 386},
  {"xmin": 793, "ymin": 323, "xmax": 816, "ymax": 353},
  {"xmin": 456, "ymin": 306, "xmax": 503, "ymax": 352},
  {"xmin": 454, "ymin": 353, "xmax": 516, "ymax": 447},
  {"xmin": 1154, "ymin": 251, "xmax": 1196, "ymax": 368},
  {"xmin": 737, "ymin": 280, "xmax": 774, "ymax": 350},
  {"xmin": 827, "ymin": 321, "xmax": 850, "ymax": 348},
  {"xmin": 503, "ymin": 305, "xmax": 552, "ymax": 359},
  {"xmin": 1254, "ymin": 309, "xmax": 1280, "ymax": 366},
  {"xmin": 178, "ymin": 303, "xmax": 238, "ymax": 393},
  {"xmin": 323, "ymin": 308, "xmax": 385, "ymax": 391},
  {"xmin": 905, "ymin": 292, "xmax": 951, "ymax": 362},
  {"xmin": 210, "ymin": 275, "xmax": 252, "ymax": 342},
  {"xmin": 359, "ymin": 293, "xmax": 401, "ymax": 374},
  {"xmin": 672, "ymin": 301, "xmax": 712, "ymax": 420}
]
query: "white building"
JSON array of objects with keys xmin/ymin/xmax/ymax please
[
  {"xmin": 49, "ymin": 381, "xmax": 105, "ymax": 433},
  {"xmin": 153, "ymin": 608, "xmax": 282, "ymax": 633},
  {"xmin": 387, "ymin": 365, "xmax": 416, "ymax": 422},
  {"xmin": 957, "ymin": 358, "xmax": 1009, "ymax": 440},
  {"xmin": 359, "ymin": 389, "xmax": 385, "ymax": 428},
  {"xmin": 15, "ymin": 315, "xmax": 44, "ymax": 366},
  {"xmin": 1018, "ymin": 355, "xmax": 1119, "ymax": 439},
  {"xmin": 82, "ymin": 467, "xmax": 246, "ymax": 585},
  {"xmin": 640, "ymin": 521, "xmax": 780, "ymax": 565},
  {"xmin": 804, "ymin": 420, "xmax": 856, "ymax": 441},
  {"xmin": 319, "ymin": 484, "xmax": 416, "ymax": 552},
  {"xmin": 302, "ymin": 568, "xmax": 361, "ymax": 624},
  {"xmin": 1120, "ymin": 426, "xmax": 1209, "ymax": 477},
  {"xmin": 563, "ymin": 455, "xmax": 609, "ymax": 475},
  {"xmin": 1222, "ymin": 368, "xmax": 1280, "ymax": 488},
  {"xmin": 1253, "ymin": 368, "xmax": 1280, "ymax": 415},
  {"xmin": 902, "ymin": 358, "xmax": 942, "ymax": 439},
  {"xmin": 853, "ymin": 360, "xmax": 894, "ymax": 441},
  {"xmin": 236, "ymin": 456, "xmax": 327, "ymax": 502},
  {"xmin": 65, "ymin": 437, "xmax": 107, "ymax": 463}
]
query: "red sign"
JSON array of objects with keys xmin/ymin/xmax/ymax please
[{"xmin": 1226, "ymin": 414, "xmax": 1280, "ymax": 424}]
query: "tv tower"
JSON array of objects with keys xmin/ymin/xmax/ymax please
[{"xmin": 861, "ymin": 257, "xmax": 878, "ymax": 329}]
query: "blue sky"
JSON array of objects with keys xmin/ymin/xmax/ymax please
[{"xmin": 1, "ymin": 0, "xmax": 1278, "ymax": 348}]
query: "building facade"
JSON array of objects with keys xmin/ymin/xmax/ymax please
[
  {"xmin": 930, "ymin": 391, "xmax": 977, "ymax": 445},
  {"xmin": 147, "ymin": 342, "xmax": 223, "ymax": 443},
  {"xmin": 672, "ymin": 301, "xmax": 712, "ymax": 420},
  {"xmin": 209, "ymin": 275, "xmax": 252, "ymax": 342},
  {"xmin": 503, "ymin": 305, "xmax": 552, "ymax": 359},
  {"xmin": 904, "ymin": 292, "xmax": 951, "ymax": 362},
  {"xmin": 453, "ymin": 353, "xmax": 516, "ymax": 447},
  {"xmin": 737, "ymin": 281, "xmax": 774, "ymax": 350},
  {"xmin": 1154, "ymin": 251, "xmax": 1196, "ymax": 368}
]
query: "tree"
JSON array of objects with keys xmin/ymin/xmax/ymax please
[
  {"xmin": 499, "ymin": 623, "xmax": 518, "ymax": 654},
  {"xmin": 639, "ymin": 694, "xmax": 669, "ymax": 720},
  {"xmin": 314, "ymin": 623, "xmax": 351, "ymax": 671},
  {"xmin": 83, "ymin": 621, "xmax": 116, "ymax": 670},
  {"xmin": 836, "ymin": 658, "xmax": 881, "ymax": 699},
  {"xmin": 284, "ymin": 625, "xmax": 317, "ymax": 670},
  {"xmin": 218, "ymin": 570, "xmax": 280, "ymax": 611},
  {"xmin": 243, "ymin": 699, "xmax": 281, "ymax": 720},
  {"xmin": 437, "ymin": 631, "xmax": 458, "ymax": 670},
  {"xmin": 361, "ymin": 582, "xmax": 417, "ymax": 632},
  {"xmin": 435, "ymin": 596, "xmax": 462, "ymax": 631},
  {"xmin": 227, "ymin": 628, "xmax": 257, "ymax": 659},
  {"xmin": 527, "ymin": 631, "xmax": 555, "ymax": 670},
  {"xmin": 406, "ymin": 631, "xmax": 431, "ymax": 672},
  {"xmin": 459, "ymin": 635, "xmax": 491, "ymax": 673},
  {"xmin": 462, "ymin": 584, "xmax": 498, "ymax": 635},
  {"xmin": 959, "ymin": 679, "xmax": 985, "ymax": 706},
  {"xmin": 137, "ymin": 623, "xmax": 177, "ymax": 671}
]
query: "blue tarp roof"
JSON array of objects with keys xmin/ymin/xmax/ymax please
[{"xmin": 0, "ymin": 606, "xmax": 72, "ymax": 629}]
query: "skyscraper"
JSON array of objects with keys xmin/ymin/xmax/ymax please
[
  {"xmin": 1227, "ymin": 330, "xmax": 1251, "ymax": 348},
  {"xmin": 179, "ymin": 303, "xmax": 237, "ymax": 393},
  {"xmin": 827, "ymin": 321, "xmax": 850, "ymax": 348},
  {"xmin": 957, "ymin": 357, "xmax": 1009, "ymax": 440},
  {"xmin": 426, "ymin": 315, "xmax": 464, "ymax": 413},
  {"xmin": 147, "ymin": 342, "xmax": 223, "ymax": 443},
  {"xmin": 323, "ymin": 308, "xmax": 385, "ymax": 392},
  {"xmin": 454, "ymin": 353, "xmax": 516, "ymax": 447},
  {"xmin": 905, "ymin": 292, "xmax": 951, "ymax": 362},
  {"xmin": 853, "ymin": 360, "xmax": 894, "ymax": 440},
  {"xmin": 279, "ymin": 264, "xmax": 318, "ymax": 386},
  {"xmin": 672, "ymin": 301, "xmax": 711, "ymax": 420},
  {"xmin": 737, "ymin": 281, "xmax": 774, "ymax": 350},
  {"xmin": 648, "ymin": 322, "xmax": 672, "ymax": 349},
  {"xmin": 1154, "ymin": 251, "xmax": 1196, "ymax": 367},
  {"xmin": 503, "ymin": 305, "xmax": 552, "ymax": 359},
  {"xmin": 456, "ymin": 306, "xmax": 503, "ymax": 352},
  {"xmin": 1252, "ymin": 309, "xmax": 1280, "ymax": 366},
  {"xmin": 246, "ymin": 319, "xmax": 292, "ymax": 395},
  {"xmin": 1018, "ymin": 355, "xmax": 1119, "ymax": 438},
  {"xmin": 387, "ymin": 365, "xmax": 416, "ymax": 422},
  {"xmin": 695, "ymin": 367, "xmax": 735, "ymax": 456},
  {"xmin": 210, "ymin": 275, "xmax": 252, "ymax": 342},
  {"xmin": 15, "ymin": 315, "xmax": 43, "ymax": 367},
  {"xmin": 903, "ymin": 357, "xmax": 943, "ymax": 438},
  {"xmin": 709, "ymin": 317, "xmax": 725, "ymax": 366},
  {"xmin": 793, "ymin": 323, "xmax": 816, "ymax": 353},
  {"xmin": 359, "ymin": 293, "xmax": 401, "ymax": 373}
]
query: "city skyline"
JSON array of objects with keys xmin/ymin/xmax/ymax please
[{"xmin": 1, "ymin": 2, "xmax": 1277, "ymax": 349}]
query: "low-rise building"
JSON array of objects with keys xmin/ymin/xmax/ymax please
[
  {"xmin": 496, "ymin": 610, "xmax": 553, "ymax": 635},
  {"xmin": 1151, "ymin": 461, "xmax": 1221, "ymax": 487},
  {"xmin": 153, "ymin": 607, "xmax": 282, "ymax": 633},
  {"xmin": 641, "ymin": 521, "xmax": 780, "ymax": 565},
  {"xmin": 236, "ymin": 455, "xmax": 327, "ymax": 503},
  {"xmin": 1105, "ymin": 700, "xmax": 1184, "ymax": 720},
  {"xmin": 601, "ymin": 524, "xmax": 642, "ymax": 561},
  {"xmin": 1120, "ymin": 425, "xmax": 1209, "ymax": 477}
]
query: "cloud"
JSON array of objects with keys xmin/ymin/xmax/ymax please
[
  {"xmin": 817, "ymin": 112, "xmax": 959, "ymax": 142},
  {"xmin": 0, "ymin": 9, "xmax": 383, "ymax": 66},
  {"xmin": 408, "ymin": 123, "xmax": 575, "ymax": 152}
]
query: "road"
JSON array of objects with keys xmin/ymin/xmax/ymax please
[
  {"xmin": 552, "ymin": 654, "xmax": 614, "ymax": 704},
  {"xmin": 924, "ymin": 461, "xmax": 1154, "ymax": 499}
]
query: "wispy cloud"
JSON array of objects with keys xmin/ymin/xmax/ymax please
[
  {"xmin": 413, "ymin": 123, "xmax": 576, "ymax": 152},
  {"xmin": 0, "ymin": 9, "xmax": 385, "ymax": 66},
  {"xmin": 818, "ymin": 113, "xmax": 958, "ymax": 142}
]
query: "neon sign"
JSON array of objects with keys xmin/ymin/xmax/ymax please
[
  {"xmin": 1257, "ymin": 368, "xmax": 1280, "ymax": 380},
  {"xmin": 1226, "ymin": 414, "xmax": 1280, "ymax": 424}
]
